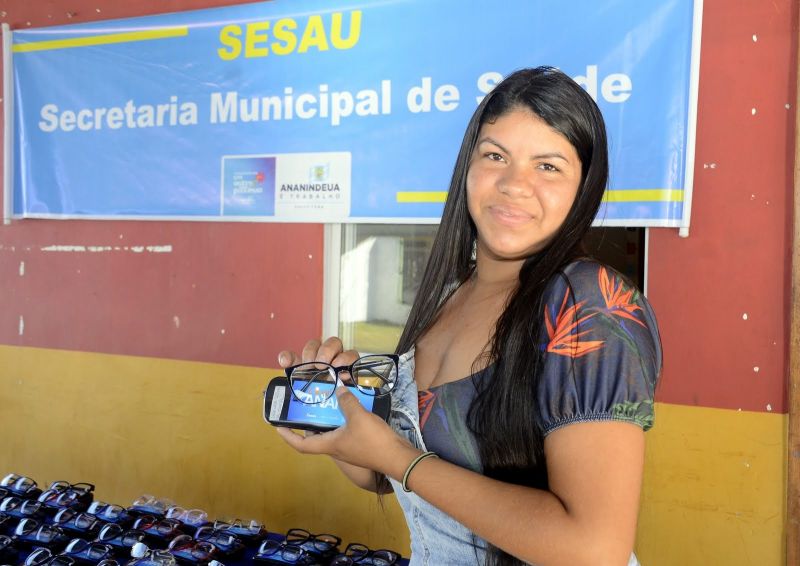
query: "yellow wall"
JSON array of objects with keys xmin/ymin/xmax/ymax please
[
  {"xmin": 0, "ymin": 345, "xmax": 787, "ymax": 563},
  {"xmin": 0, "ymin": 345, "xmax": 409, "ymax": 552},
  {"xmin": 638, "ymin": 403, "xmax": 787, "ymax": 564}
]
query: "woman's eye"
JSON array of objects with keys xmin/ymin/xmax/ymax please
[
  {"xmin": 538, "ymin": 162, "xmax": 559, "ymax": 172},
  {"xmin": 485, "ymin": 152, "xmax": 504, "ymax": 162}
]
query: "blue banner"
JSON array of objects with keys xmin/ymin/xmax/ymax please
[{"xmin": 8, "ymin": 0, "xmax": 699, "ymax": 226}]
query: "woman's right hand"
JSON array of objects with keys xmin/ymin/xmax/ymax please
[
  {"xmin": 276, "ymin": 337, "xmax": 388, "ymax": 492},
  {"xmin": 277, "ymin": 336, "xmax": 359, "ymax": 370}
]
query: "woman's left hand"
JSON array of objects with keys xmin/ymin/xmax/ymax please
[{"xmin": 275, "ymin": 386, "xmax": 419, "ymax": 478}]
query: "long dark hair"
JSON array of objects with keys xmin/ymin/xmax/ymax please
[{"xmin": 395, "ymin": 67, "xmax": 609, "ymax": 566}]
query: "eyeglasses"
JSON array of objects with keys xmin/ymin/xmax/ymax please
[
  {"xmin": 128, "ymin": 495, "xmax": 176, "ymax": 517},
  {"xmin": 63, "ymin": 538, "xmax": 114, "ymax": 562},
  {"xmin": 285, "ymin": 354, "xmax": 398, "ymax": 403},
  {"xmin": 0, "ymin": 496, "xmax": 43, "ymax": 518},
  {"xmin": 132, "ymin": 515, "xmax": 182, "ymax": 539},
  {"xmin": 127, "ymin": 548, "xmax": 176, "ymax": 566},
  {"xmin": 284, "ymin": 528, "xmax": 341, "ymax": 554},
  {"xmin": 212, "ymin": 517, "xmax": 265, "ymax": 539},
  {"xmin": 166, "ymin": 506, "xmax": 208, "ymax": 527},
  {"xmin": 13, "ymin": 518, "xmax": 69, "ymax": 548},
  {"xmin": 96, "ymin": 523, "xmax": 146, "ymax": 549},
  {"xmin": 0, "ymin": 474, "xmax": 40, "ymax": 498},
  {"xmin": 54, "ymin": 508, "xmax": 102, "ymax": 535},
  {"xmin": 23, "ymin": 547, "xmax": 76, "ymax": 566},
  {"xmin": 168, "ymin": 534, "xmax": 220, "ymax": 563},
  {"xmin": 255, "ymin": 540, "xmax": 317, "ymax": 565},
  {"xmin": 86, "ymin": 502, "xmax": 131, "ymax": 524},
  {"xmin": 38, "ymin": 481, "xmax": 94, "ymax": 509},
  {"xmin": 44, "ymin": 481, "xmax": 95, "ymax": 495},
  {"xmin": 195, "ymin": 526, "xmax": 245, "ymax": 554},
  {"xmin": 330, "ymin": 543, "xmax": 400, "ymax": 566}
]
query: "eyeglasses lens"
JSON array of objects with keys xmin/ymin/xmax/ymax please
[
  {"xmin": 0, "ymin": 474, "xmax": 18, "ymax": 487},
  {"xmin": 35, "ymin": 525, "xmax": 57, "ymax": 542},
  {"xmin": 289, "ymin": 363, "xmax": 336, "ymax": 403},
  {"xmin": 279, "ymin": 545, "xmax": 305, "ymax": 562},
  {"xmin": 87, "ymin": 544, "xmax": 110, "ymax": 559},
  {"xmin": 66, "ymin": 539, "xmax": 88, "ymax": 554},
  {"xmin": 155, "ymin": 521, "xmax": 176, "ymax": 534},
  {"xmin": 56, "ymin": 492, "xmax": 77, "ymax": 505},
  {"xmin": 192, "ymin": 543, "xmax": 214, "ymax": 560},
  {"xmin": 134, "ymin": 516, "xmax": 155, "ymax": 530},
  {"xmin": 371, "ymin": 551, "xmax": 399, "ymax": 566},
  {"xmin": 345, "ymin": 544, "xmax": 369, "ymax": 559},
  {"xmin": 185, "ymin": 510, "xmax": 207, "ymax": 525},
  {"xmin": 286, "ymin": 529, "xmax": 309, "ymax": 544},
  {"xmin": 122, "ymin": 531, "xmax": 144, "ymax": 546},
  {"xmin": 99, "ymin": 524, "xmax": 121, "ymax": 541},
  {"xmin": 16, "ymin": 477, "xmax": 36, "ymax": 492},
  {"xmin": 313, "ymin": 534, "xmax": 339, "ymax": 551},
  {"xmin": 25, "ymin": 548, "xmax": 52, "ymax": 566},
  {"xmin": 75, "ymin": 514, "xmax": 96, "ymax": 529},
  {"xmin": 16, "ymin": 519, "xmax": 38, "ymax": 535},
  {"xmin": 258, "ymin": 540, "xmax": 279, "ymax": 556},
  {"xmin": 352, "ymin": 356, "xmax": 397, "ymax": 395},
  {"xmin": 104, "ymin": 505, "xmax": 124, "ymax": 519}
]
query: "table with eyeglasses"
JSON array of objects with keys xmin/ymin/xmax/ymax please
[{"xmin": 1, "ymin": 474, "xmax": 409, "ymax": 566}]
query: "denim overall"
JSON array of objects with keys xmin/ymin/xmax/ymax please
[{"xmin": 387, "ymin": 349, "xmax": 641, "ymax": 566}]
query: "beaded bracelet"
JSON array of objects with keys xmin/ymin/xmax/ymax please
[{"xmin": 401, "ymin": 451, "xmax": 439, "ymax": 492}]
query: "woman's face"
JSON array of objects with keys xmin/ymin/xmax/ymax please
[{"xmin": 466, "ymin": 107, "xmax": 582, "ymax": 263}]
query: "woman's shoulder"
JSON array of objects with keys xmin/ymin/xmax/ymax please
[
  {"xmin": 539, "ymin": 256, "xmax": 661, "ymax": 368},
  {"xmin": 543, "ymin": 258, "xmax": 648, "ymax": 311},
  {"xmin": 537, "ymin": 258, "xmax": 663, "ymax": 434}
]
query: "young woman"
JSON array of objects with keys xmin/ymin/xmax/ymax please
[{"xmin": 276, "ymin": 67, "xmax": 662, "ymax": 566}]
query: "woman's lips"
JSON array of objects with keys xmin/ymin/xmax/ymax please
[{"xmin": 488, "ymin": 204, "xmax": 533, "ymax": 225}]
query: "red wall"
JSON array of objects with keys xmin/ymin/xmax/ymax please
[
  {"xmin": 0, "ymin": 220, "xmax": 323, "ymax": 367},
  {"xmin": 649, "ymin": 0, "xmax": 795, "ymax": 414}
]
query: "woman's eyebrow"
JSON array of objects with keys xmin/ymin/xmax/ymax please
[
  {"xmin": 531, "ymin": 151, "xmax": 569, "ymax": 162},
  {"xmin": 476, "ymin": 136, "xmax": 509, "ymax": 154}
]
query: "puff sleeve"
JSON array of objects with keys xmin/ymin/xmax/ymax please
[{"xmin": 537, "ymin": 260, "xmax": 662, "ymax": 435}]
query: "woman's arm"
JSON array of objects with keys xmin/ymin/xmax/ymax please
[
  {"xmin": 400, "ymin": 421, "xmax": 643, "ymax": 565},
  {"xmin": 277, "ymin": 388, "xmax": 643, "ymax": 566}
]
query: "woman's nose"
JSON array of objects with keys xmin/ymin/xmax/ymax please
[{"xmin": 497, "ymin": 166, "xmax": 534, "ymax": 197}]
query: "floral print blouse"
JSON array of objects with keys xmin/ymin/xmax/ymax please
[{"xmin": 417, "ymin": 259, "xmax": 662, "ymax": 472}]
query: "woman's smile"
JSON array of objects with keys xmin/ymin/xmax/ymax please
[{"xmin": 487, "ymin": 204, "xmax": 534, "ymax": 226}]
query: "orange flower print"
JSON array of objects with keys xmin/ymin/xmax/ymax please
[
  {"xmin": 545, "ymin": 289, "xmax": 605, "ymax": 358},
  {"xmin": 418, "ymin": 390, "xmax": 436, "ymax": 429},
  {"xmin": 598, "ymin": 267, "xmax": 645, "ymax": 326}
]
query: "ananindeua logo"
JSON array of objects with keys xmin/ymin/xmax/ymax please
[{"xmin": 275, "ymin": 152, "xmax": 351, "ymax": 220}]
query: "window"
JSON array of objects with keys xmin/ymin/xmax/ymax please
[
  {"xmin": 325, "ymin": 225, "xmax": 646, "ymax": 353},
  {"xmin": 324, "ymin": 224, "xmax": 437, "ymax": 354}
]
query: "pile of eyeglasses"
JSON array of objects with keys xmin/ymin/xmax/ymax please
[{"xmin": 0, "ymin": 474, "xmax": 406, "ymax": 566}]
